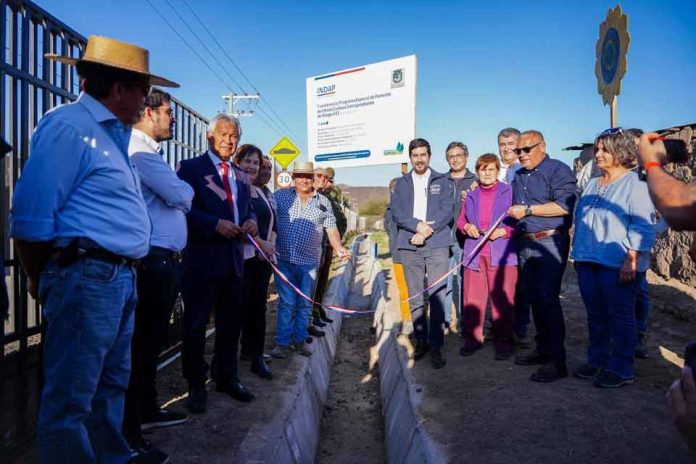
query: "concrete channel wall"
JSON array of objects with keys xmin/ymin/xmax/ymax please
[
  {"xmin": 236, "ymin": 239, "xmax": 360, "ymax": 464},
  {"xmin": 364, "ymin": 236, "xmax": 448, "ymax": 464}
]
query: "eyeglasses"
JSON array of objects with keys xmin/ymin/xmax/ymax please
[
  {"xmin": 513, "ymin": 142, "xmax": 542, "ymax": 156},
  {"xmin": 447, "ymin": 153, "xmax": 468, "ymax": 160},
  {"xmin": 314, "ymin": 173, "xmax": 326, "ymax": 179}
]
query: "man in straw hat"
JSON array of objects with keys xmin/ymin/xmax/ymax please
[
  {"xmin": 10, "ymin": 35, "xmax": 178, "ymax": 463},
  {"xmin": 270, "ymin": 161, "xmax": 350, "ymax": 358}
]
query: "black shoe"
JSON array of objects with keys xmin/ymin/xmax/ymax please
[
  {"xmin": 313, "ymin": 319, "xmax": 327, "ymax": 328},
  {"xmin": 593, "ymin": 370, "xmax": 635, "ymax": 388},
  {"xmin": 514, "ymin": 350, "xmax": 548, "ymax": 366},
  {"xmin": 573, "ymin": 363, "xmax": 602, "ymax": 380},
  {"xmin": 216, "ymin": 380, "xmax": 255, "ymax": 402},
  {"xmin": 185, "ymin": 386, "xmax": 207, "ymax": 414},
  {"xmin": 494, "ymin": 351, "xmax": 513, "ymax": 361},
  {"xmin": 459, "ymin": 344, "xmax": 482, "ymax": 357},
  {"xmin": 320, "ymin": 314, "xmax": 334, "ymax": 324},
  {"xmin": 414, "ymin": 339, "xmax": 429, "ymax": 361},
  {"xmin": 128, "ymin": 438, "xmax": 169, "ymax": 464},
  {"xmin": 141, "ymin": 408, "xmax": 189, "ymax": 431},
  {"xmin": 306, "ymin": 336, "xmax": 313, "ymax": 344},
  {"xmin": 430, "ymin": 347, "xmax": 446, "ymax": 369},
  {"xmin": 530, "ymin": 363, "xmax": 568, "ymax": 383},
  {"xmin": 514, "ymin": 333, "xmax": 533, "ymax": 348},
  {"xmin": 308, "ymin": 326, "xmax": 325, "ymax": 337},
  {"xmin": 250, "ymin": 358, "xmax": 273, "ymax": 380}
]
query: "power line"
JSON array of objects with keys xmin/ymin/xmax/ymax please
[
  {"xmin": 161, "ymin": 0, "xmax": 293, "ymax": 140},
  {"xmin": 179, "ymin": 0, "xmax": 306, "ymax": 148},
  {"xmin": 144, "ymin": 0, "xmax": 287, "ymax": 138}
]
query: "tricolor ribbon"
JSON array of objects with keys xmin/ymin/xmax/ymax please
[
  {"xmin": 401, "ymin": 212, "xmax": 507, "ymax": 303},
  {"xmin": 245, "ymin": 234, "xmax": 375, "ymax": 315},
  {"xmin": 245, "ymin": 211, "xmax": 507, "ymax": 315}
]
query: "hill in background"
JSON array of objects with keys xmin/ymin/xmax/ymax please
[{"xmin": 337, "ymin": 184, "xmax": 390, "ymax": 215}]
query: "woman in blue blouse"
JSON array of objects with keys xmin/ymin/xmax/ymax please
[{"xmin": 571, "ymin": 129, "xmax": 656, "ymax": 388}]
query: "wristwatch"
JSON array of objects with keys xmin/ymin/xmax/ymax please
[{"xmin": 524, "ymin": 205, "xmax": 533, "ymax": 217}]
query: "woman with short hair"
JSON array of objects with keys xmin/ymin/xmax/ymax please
[
  {"xmin": 235, "ymin": 146, "xmax": 277, "ymax": 380},
  {"xmin": 457, "ymin": 154, "xmax": 518, "ymax": 360},
  {"xmin": 571, "ymin": 129, "xmax": 656, "ymax": 388}
]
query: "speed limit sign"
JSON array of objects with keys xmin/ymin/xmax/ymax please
[{"xmin": 276, "ymin": 171, "xmax": 292, "ymax": 188}]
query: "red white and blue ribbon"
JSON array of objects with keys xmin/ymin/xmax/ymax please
[
  {"xmin": 245, "ymin": 234, "xmax": 375, "ymax": 315},
  {"xmin": 401, "ymin": 212, "xmax": 507, "ymax": 303},
  {"xmin": 245, "ymin": 211, "xmax": 506, "ymax": 315}
]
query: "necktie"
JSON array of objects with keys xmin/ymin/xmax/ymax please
[{"xmin": 220, "ymin": 162, "xmax": 236, "ymax": 221}]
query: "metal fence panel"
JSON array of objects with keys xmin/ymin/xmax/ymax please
[{"xmin": 1, "ymin": 0, "xmax": 209, "ymax": 458}]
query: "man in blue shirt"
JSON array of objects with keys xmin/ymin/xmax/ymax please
[
  {"xmin": 391, "ymin": 138, "xmax": 455, "ymax": 369},
  {"xmin": 124, "ymin": 89, "xmax": 193, "ymax": 462},
  {"xmin": 507, "ymin": 130, "xmax": 577, "ymax": 383},
  {"xmin": 10, "ymin": 36, "xmax": 178, "ymax": 463}
]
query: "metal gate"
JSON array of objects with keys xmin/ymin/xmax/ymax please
[{"xmin": 0, "ymin": 0, "xmax": 209, "ymax": 458}]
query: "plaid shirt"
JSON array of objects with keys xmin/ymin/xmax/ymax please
[{"xmin": 274, "ymin": 188, "xmax": 337, "ymax": 266}]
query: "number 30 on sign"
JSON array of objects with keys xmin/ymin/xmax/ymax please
[{"xmin": 276, "ymin": 171, "xmax": 292, "ymax": 188}]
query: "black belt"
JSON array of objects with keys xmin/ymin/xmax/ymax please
[
  {"xmin": 149, "ymin": 246, "xmax": 182, "ymax": 262},
  {"xmin": 53, "ymin": 238, "xmax": 139, "ymax": 268}
]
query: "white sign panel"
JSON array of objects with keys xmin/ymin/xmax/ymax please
[{"xmin": 306, "ymin": 55, "xmax": 416, "ymax": 168}]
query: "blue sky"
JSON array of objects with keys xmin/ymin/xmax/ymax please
[{"xmin": 36, "ymin": 0, "xmax": 695, "ymax": 186}]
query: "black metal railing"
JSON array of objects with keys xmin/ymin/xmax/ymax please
[{"xmin": 1, "ymin": 0, "xmax": 208, "ymax": 459}]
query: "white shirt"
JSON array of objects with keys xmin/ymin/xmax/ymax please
[{"xmin": 412, "ymin": 168, "xmax": 431, "ymax": 221}]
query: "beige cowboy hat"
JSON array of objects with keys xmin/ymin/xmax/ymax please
[
  {"xmin": 45, "ymin": 35, "xmax": 179, "ymax": 88},
  {"xmin": 292, "ymin": 161, "xmax": 315, "ymax": 175}
]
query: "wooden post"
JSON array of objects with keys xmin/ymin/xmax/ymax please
[{"xmin": 610, "ymin": 96, "xmax": 618, "ymax": 128}]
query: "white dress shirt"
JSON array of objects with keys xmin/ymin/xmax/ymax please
[{"xmin": 412, "ymin": 168, "xmax": 431, "ymax": 221}]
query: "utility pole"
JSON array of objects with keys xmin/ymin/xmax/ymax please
[{"xmin": 222, "ymin": 93, "xmax": 260, "ymax": 118}]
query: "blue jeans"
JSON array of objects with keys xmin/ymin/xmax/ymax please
[
  {"xmin": 634, "ymin": 272, "xmax": 650, "ymax": 335},
  {"xmin": 576, "ymin": 263, "xmax": 638, "ymax": 379},
  {"xmin": 274, "ymin": 260, "xmax": 317, "ymax": 346},
  {"xmin": 37, "ymin": 258, "xmax": 137, "ymax": 464},
  {"xmin": 444, "ymin": 246, "xmax": 462, "ymax": 326}
]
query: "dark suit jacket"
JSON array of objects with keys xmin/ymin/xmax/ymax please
[{"xmin": 177, "ymin": 153, "xmax": 256, "ymax": 278}]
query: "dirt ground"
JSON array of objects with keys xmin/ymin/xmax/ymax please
[
  {"xmin": 150, "ymin": 291, "xmax": 288, "ymax": 463},
  {"xmin": 316, "ymin": 247, "xmax": 385, "ymax": 464},
  {"xmin": 392, "ymin": 264, "xmax": 695, "ymax": 463}
]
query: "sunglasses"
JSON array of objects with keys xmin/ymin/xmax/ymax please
[
  {"xmin": 599, "ymin": 127, "xmax": 623, "ymax": 136},
  {"xmin": 513, "ymin": 142, "xmax": 542, "ymax": 156},
  {"xmin": 314, "ymin": 173, "xmax": 326, "ymax": 179}
]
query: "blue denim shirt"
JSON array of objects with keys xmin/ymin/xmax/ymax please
[
  {"xmin": 10, "ymin": 93, "xmax": 151, "ymax": 259},
  {"xmin": 512, "ymin": 155, "xmax": 577, "ymax": 234},
  {"xmin": 571, "ymin": 171, "xmax": 656, "ymax": 272}
]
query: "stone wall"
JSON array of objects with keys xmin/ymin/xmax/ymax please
[{"xmin": 649, "ymin": 124, "xmax": 696, "ymax": 287}]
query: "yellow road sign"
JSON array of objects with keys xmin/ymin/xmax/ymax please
[{"xmin": 270, "ymin": 137, "xmax": 300, "ymax": 170}]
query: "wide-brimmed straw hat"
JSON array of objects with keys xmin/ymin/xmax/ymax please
[
  {"xmin": 292, "ymin": 161, "xmax": 315, "ymax": 175},
  {"xmin": 45, "ymin": 35, "xmax": 179, "ymax": 88}
]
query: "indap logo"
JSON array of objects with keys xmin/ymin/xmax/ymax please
[{"xmin": 317, "ymin": 84, "xmax": 336, "ymax": 97}]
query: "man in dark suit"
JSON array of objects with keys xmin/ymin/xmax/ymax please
[{"xmin": 177, "ymin": 114, "xmax": 258, "ymax": 412}]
